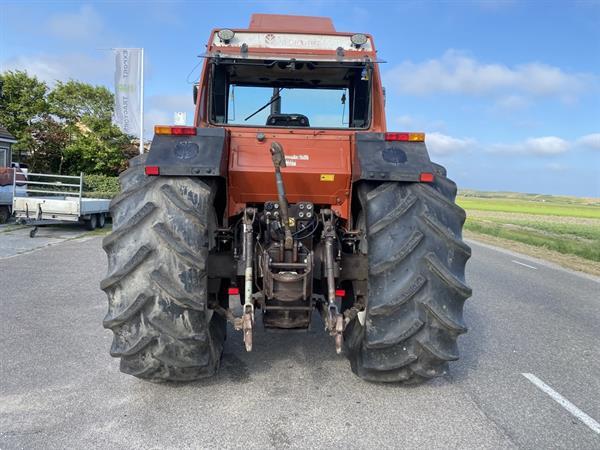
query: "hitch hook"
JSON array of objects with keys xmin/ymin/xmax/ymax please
[
  {"xmin": 322, "ymin": 210, "xmax": 345, "ymax": 354},
  {"xmin": 242, "ymin": 303, "xmax": 254, "ymax": 352},
  {"xmin": 242, "ymin": 208, "xmax": 256, "ymax": 351}
]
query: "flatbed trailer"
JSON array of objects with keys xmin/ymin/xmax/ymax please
[{"xmin": 12, "ymin": 172, "xmax": 110, "ymax": 237}]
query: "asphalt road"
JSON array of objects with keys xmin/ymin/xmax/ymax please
[
  {"xmin": 1, "ymin": 234, "xmax": 599, "ymax": 449},
  {"xmin": 0, "ymin": 224, "xmax": 89, "ymax": 258}
]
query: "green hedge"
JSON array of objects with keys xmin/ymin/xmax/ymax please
[{"xmin": 83, "ymin": 174, "xmax": 120, "ymax": 198}]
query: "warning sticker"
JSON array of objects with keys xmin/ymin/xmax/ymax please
[
  {"xmin": 285, "ymin": 154, "xmax": 309, "ymax": 167},
  {"xmin": 320, "ymin": 174, "xmax": 335, "ymax": 182}
]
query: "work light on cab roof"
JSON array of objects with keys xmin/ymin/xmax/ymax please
[
  {"xmin": 350, "ymin": 33, "xmax": 368, "ymax": 48},
  {"xmin": 217, "ymin": 29, "xmax": 235, "ymax": 44}
]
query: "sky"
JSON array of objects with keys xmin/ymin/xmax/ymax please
[{"xmin": 1, "ymin": 0, "xmax": 599, "ymax": 196}]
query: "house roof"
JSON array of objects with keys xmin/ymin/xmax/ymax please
[{"xmin": 0, "ymin": 125, "xmax": 17, "ymax": 143}]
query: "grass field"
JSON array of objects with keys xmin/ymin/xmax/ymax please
[{"xmin": 457, "ymin": 191, "xmax": 600, "ymax": 269}]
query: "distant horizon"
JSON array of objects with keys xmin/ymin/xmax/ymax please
[{"xmin": 458, "ymin": 188, "xmax": 600, "ymax": 201}]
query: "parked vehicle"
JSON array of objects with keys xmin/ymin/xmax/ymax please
[{"xmin": 12, "ymin": 172, "xmax": 109, "ymax": 237}]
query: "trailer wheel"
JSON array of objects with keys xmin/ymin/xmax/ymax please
[
  {"xmin": 101, "ymin": 155, "xmax": 226, "ymax": 381},
  {"xmin": 345, "ymin": 166, "xmax": 472, "ymax": 383},
  {"xmin": 85, "ymin": 214, "xmax": 97, "ymax": 230},
  {"xmin": 0, "ymin": 206, "xmax": 10, "ymax": 224},
  {"xmin": 97, "ymin": 213, "xmax": 106, "ymax": 229}
]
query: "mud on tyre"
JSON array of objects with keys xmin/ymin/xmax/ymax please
[
  {"xmin": 345, "ymin": 164, "xmax": 472, "ymax": 383},
  {"xmin": 101, "ymin": 155, "xmax": 226, "ymax": 381}
]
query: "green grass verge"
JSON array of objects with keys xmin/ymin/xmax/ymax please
[
  {"xmin": 464, "ymin": 219, "xmax": 600, "ymax": 262},
  {"xmin": 458, "ymin": 190, "xmax": 600, "ymax": 263},
  {"xmin": 457, "ymin": 197, "xmax": 600, "ymax": 219},
  {"xmin": 469, "ymin": 217, "xmax": 600, "ymax": 241},
  {"xmin": 459, "ymin": 189, "xmax": 599, "ymax": 205}
]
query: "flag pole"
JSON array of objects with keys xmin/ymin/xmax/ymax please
[{"xmin": 139, "ymin": 48, "xmax": 145, "ymax": 155}]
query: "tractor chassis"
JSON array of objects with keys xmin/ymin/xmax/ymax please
[
  {"xmin": 209, "ymin": 143, "xmax": 366, "ymax": 354},
  {"xmin": 212, "ymin": 211, "xmax": 353, "ymax": 354}
]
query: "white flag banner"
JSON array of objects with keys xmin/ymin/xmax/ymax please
[{"xmin": 113, "ymin": 48, "xmax": 142, "ymax": 137}]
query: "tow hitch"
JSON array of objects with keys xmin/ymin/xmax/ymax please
[
  {"xmin": 214, "ymin": 143, "xmax": 347, "ymax": 355},
  {"xmin": 320, "ymin": 209, "xmax": 345, "ymax": 354},
  {"xmin": 241, "ymin": 207, "xmax": 256, "ymax": 351}
]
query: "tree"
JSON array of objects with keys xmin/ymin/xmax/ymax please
[
  {"xmin": 28, "ymin": 115, "xmax": 69, "ymax": 173},
  {"xmin": 0, "ymin": 70, "xmax": 134, "ymax": 176},
  {"xmin": 62, "ymin": 119, "xmax": 131, "ymax": 175},
  {"xmin": 0, "ymin": 71, "xmax": 48, "ymax": 161},
  {"xmin": 48, "ymin": 80, "xmax": 113, "ymax": 124},
  {"xmin": 48, "ymin": 80, "xmax": 132, "ymax": 176}
]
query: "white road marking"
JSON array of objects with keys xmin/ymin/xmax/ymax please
[
  {"xmin": 522, "ymin": 373, "xmax": 600, "ymax": 435},
  {"xmin": 512, "ymin": 260, "xmax": 537, "ymax": 269}
]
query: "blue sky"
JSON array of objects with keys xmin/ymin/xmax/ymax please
[{"xmin": 1, "ymin": 0, "xmax": 599, "ymax": 196}]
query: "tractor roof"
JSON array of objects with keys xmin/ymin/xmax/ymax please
[
  {"xmin": 248, "ymin": 14, "xmax": 335, "ymax": 33},
  {"xmin": 207, "ymin": 14, "xmax": 376, "ymax": 62}
]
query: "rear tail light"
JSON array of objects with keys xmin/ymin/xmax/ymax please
[
  {"xmin": 145, "ymin": 166, "xmax": 160, "ymax": 176},
  {"xmin": 154, "ymin": 125, "xmax": 197, "ymax": 136},
  {"xmin": 335, "ymin": 289, "xmax": 346, "ymax": 297},
  {"xmin": 385, "ymin": 132, "xmax": 425, "ymax": 142},
  {"xmin": 227, "ymin": 287, "xmax": 240, "ymax": 295},
  {"xmin": 419, "ymin": 172, "xmax": 434, "ymax": 183}
]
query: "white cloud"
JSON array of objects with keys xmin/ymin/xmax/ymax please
[
  {"xmin": 385, "ymin": 50, "xmax": 592, "ymax": 101},
  {"xmin": 576, "ymin": 133, "xmax": 600, "ymax": 150},
  {"xmin": 490, "ymin": 136, "xmax": 570, "ymax": 155},
  {"xmin": 523, "ymin": 136, "xmax": 571, "ymax": 154},
  {"xmin": 425, "ymin": 132, "xmax": 598, "ymax": 157},
  {"xmin": 2, "ymin": 53, "xmax": 113, "ymax": 85},
  {"xmin": 488, "ymin": 134, "xmax": 600, "ymax": 156},
  {"xmin": 426, "ymin": 132, "xmax": 476, "ymax": 156},
  {"xmin": 47, "ymin": 5, "xmax": 103, "ymax": 40}
]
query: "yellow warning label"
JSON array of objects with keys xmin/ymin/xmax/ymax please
[{"xmin": 320, "ymin": 174, "xmax": 335, "ymax": 182}]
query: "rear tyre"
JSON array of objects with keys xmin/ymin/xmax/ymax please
[
  {"xmin": 86, "ymin": 214, "xmax": 97, "ymax": 230},
  {"xmin": 345, "ymin": 165, "xmax": 472, "ymax": 383},
  {"xmin": 101, "ymin": 154, "xmax": 225, "ymax": 381},
  {"xmin": 97, "ymin": 213, "xmax": 106, "ymax": 229}
]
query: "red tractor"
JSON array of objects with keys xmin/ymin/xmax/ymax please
[{"xmin": 101, "ymin": 14, "xmax": 471, "ymax": 383}]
